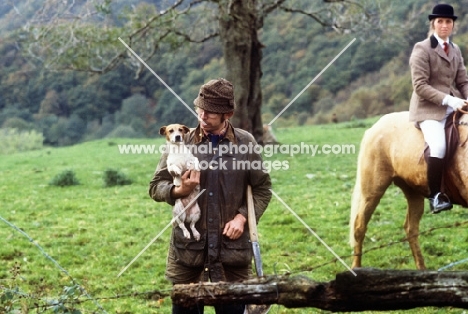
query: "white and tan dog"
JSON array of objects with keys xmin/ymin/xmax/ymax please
[{"xmin": 159, "ymin": 124, "xmax": 201, "ymax": 241}]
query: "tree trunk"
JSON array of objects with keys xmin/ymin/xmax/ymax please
[
  {"xmin": 172, "ymin": 268, "xmax": 468, "ymax": 311},
  {"xmin": 218, "ymin": 0, "xmax": 264, "ymax": 143}
]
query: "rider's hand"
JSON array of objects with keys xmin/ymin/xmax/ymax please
[{"xmin": 443, "ymin": 95, "xmax": 466, "ymax": 110}]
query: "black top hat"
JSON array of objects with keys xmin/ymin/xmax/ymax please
[{"xmin": 428, "ymin": 4, "xmax": 457, "ymax": 21}]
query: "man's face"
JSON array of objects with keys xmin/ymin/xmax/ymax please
[{"xmin": 196, "ymin": 107, "xmax": 226, "ymax": 133}]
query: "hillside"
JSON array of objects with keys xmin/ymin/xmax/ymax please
[{"xmin": 0, "ymin": 0, "xmax": 468, "ymax": 147}]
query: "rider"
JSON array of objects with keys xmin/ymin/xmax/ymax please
[{"xmin": 409, "ymin": 4, "xmax": 468, "ymax": 214}]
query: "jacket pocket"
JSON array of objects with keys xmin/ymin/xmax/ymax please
[
  {"xmin": 172, "ymin": 229, "xmax": 206, "ymax": 267},
  {"xmin": 220, "ymin": 232, "xmax": 252, "ymax": 267}
]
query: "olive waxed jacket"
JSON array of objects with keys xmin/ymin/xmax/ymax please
[{"xmin": 149, "ymin": 122, "xmax": 272, "ymax": 278}]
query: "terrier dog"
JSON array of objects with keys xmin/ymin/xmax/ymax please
[{"xmin": 159, "ymin": 124, "xmax": 201, "ymax": 241}]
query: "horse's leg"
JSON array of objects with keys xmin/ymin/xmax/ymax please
[
  {"xmin": 351, "ymin": 194, "xmax": 388, "ymax": 268},
  {"xmin": 351, "ymin": 168, "xmax": 393, "ymax": 269},
  {"xmin": 400, "ymin": 185, "xmax": 426, "ymax": 270}
]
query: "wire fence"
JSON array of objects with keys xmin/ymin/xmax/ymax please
[{"xmin": 1, "ymin": 214, "xmax": 468, "ymax": 313}]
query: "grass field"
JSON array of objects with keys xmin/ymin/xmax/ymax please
[{"xmin": 1, "ymin": 117, "xmax": 467, "ymax": 313}]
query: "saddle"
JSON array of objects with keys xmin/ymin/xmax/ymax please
[{"xmin": 421, "ymin": 111, "xmax": 468, "ymax": 206}]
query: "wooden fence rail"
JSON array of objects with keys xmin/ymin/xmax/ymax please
[{"xmin": 172, "ymin": 268, "xmax": 468, "ymax": 311}]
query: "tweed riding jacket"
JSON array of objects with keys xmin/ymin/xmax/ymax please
[
  {"xmin": 149, "ymin": 122, "xmax": 271, "ymax": 280},
  {"xmin": 409, "ymin": 35, "xmax": 468, "ymax": 122}
]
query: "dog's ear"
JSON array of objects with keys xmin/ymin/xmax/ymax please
[
  {"xmin": 159, "ymin": 126, "xmax": 167, "ymax": 135},
  {"xmin": 182, "ymin": 125, "xmax": 190, "ymax": 134}
]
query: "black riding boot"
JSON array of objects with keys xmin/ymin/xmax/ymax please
[{"xmin": 427, "ymin": 157, "xmax": 452, "ymax": 214}]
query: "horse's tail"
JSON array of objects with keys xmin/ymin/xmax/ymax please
[{"xmin": 349, "ymin": 137, "xmax": 364, "ymax": 248}]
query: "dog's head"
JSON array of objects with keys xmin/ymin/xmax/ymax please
[{"xmin": 159, "ymin": 124, "xmax": 190, "ymax": 143}]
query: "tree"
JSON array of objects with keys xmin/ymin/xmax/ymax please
[
  {"xmin": 66, "ymin": 85, "xmax": 102, "ymax": 122},
  {"xmin": 23, "ymin": 0, "xmax": 388, "ymax": 142},
  {"xmin": 116, "ymin": 94, "xmax": 154, "ymax": 135},
  {"xmin": 37, "ymin": 90, "xmax": 65, "ymax": 117}
]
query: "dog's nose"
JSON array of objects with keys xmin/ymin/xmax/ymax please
[{"xmin": 175, "ymin": 135, "xmax": 182, "ymax": 142}]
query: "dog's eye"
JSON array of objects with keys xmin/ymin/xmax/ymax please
[{"xmin": 169, "ymin": 129, "xmax": 174, "ymax": 133}]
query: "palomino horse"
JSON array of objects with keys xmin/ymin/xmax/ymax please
[{"xmin": 349, "ymin": 111, "xmax": 468, "ymax": 270}]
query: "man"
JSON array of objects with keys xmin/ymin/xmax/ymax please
[{"xmin": 149, "ymin": 78, "xmax": 272, "ymax": 314}]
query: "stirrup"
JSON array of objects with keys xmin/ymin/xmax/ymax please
[{"xmin": 429, "ymin": 192, "xmax": 453, "ymax": 214}]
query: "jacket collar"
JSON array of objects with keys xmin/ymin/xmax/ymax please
[
  {"xmin": 430, "ymin": 34, "xmax": 453, "ymax": 49},
  {"xmin": 430, "ymin": 35, "xmax": 453, "ymax": 61},
  {"xmin": 192, "ymin": 121, "xmax": 238, "ymax": 145}
]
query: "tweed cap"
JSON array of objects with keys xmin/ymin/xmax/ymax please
[{"xmin": 193, "ymin": 78, "xmax": 236, "ymax": 113}]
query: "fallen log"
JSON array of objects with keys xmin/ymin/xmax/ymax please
[{"xmin": 172, "ymin": 268, "xmax": 468, "ymax": 311}]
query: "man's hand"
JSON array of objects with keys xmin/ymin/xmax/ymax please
[
  {"xmin": 223, "ymin": 214, "xmax": 246, "ymax": 240},
  {"xmin": 171, "ymin": 170, "xmax": 200, "ymax": 198}
]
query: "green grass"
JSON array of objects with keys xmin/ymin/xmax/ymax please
[{"xmin": 1, "ymin": 119, "xmax": 467, "ymax": 313}]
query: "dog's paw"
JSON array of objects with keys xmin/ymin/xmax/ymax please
[
  {"xmin": 182, "ymin": 229, "xmax": 191, "ymax": 239},
  {"xmin": 192, "ymin": 157, "xmax": 200, "ymax": 171},
  {"xmin": 192, "ymin": 229, "xmax": 201, "ymax": 241},
  {"xmin": 168, "ymin": 165, "xmax": 182, "ymax": 177},
  {"xmin": 189, "ymin": 157, "xmax": 200, "ymax": 171},
  {"xmin": 173, "ymin": 177, "xmax": 182, "ymax": 186}
]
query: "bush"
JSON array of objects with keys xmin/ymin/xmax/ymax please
[
  {"xmin": 297, "ymin": 112, "xmax": 309, "ymax": 126},
  {"xmin": 310, "ymin": 111, "xmax": 331, "ymax": 125},
  {"xmin": 0, "ymin": 128, "xmax": 43, "ymax": 154},
  {"xmin": 1, "ymin": 262, "xmax": 87, "ymax": 313},
  {"xmin": 86, "ymin": 114, "xmax": 115, "ymax": 140},
  {"xmin": 45, "ymin": 115, "xmax": 86, "ymax": 146},
  {"xmin": 103, "ymin": 169, "xmax": 132, "ymax": 187},
  {"xmin": 49, "ymin": 170, "xmax": 80, "ymax": 187},
  {"xmin": 2, "ymin": 117, "xmax": 31, "ymax": 130},
  {"xmin": 105, "ymin": 125, "xmax": 143, "ymax": 139}
]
